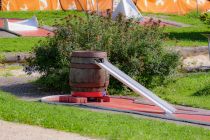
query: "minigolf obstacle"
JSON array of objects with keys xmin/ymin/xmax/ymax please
[
  {"xmin": 70, "ymin": 51, "xmax": 175, "ymax": 115},
  {"xmin": 41, "ymin": 51, "xmax": 210, "ymax": 126},
  {"xmin": 45, "ymin": 51, "xmax": 175, "ymax": 115},
  {"xmin": 3, "ymin": 16, "xmax": 38, "ymax": 31},
  {"xmin": 0, "ymin": 16, "xmax": 54, "ymax": 37}
]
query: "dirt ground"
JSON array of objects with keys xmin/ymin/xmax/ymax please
[{"xmin": 0, "ymin": 120, "xmax": 97, "ymax": 140}]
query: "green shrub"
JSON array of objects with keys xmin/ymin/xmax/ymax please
[
  {"xmin": 200, "ymin": 12, "xmax": 210, "ymax": 25},
  {"xmin": 0, "ymin": 54, "xmax": 6, "ymax": 63},
  {"xmin": 26, "ymin": 14, "xmax": 179, "ymax": 93}
]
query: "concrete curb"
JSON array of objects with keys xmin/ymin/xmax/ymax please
[
  {"xmin": 0, "ymin": 52, "xmax": 33, "ymax": 63},
  {"xmin": 171, "ymin": 46, "xmax": 209, "ymax": 58}
]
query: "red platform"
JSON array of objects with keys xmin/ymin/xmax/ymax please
[{"xmin": 71, "ymin": 91, "xmax": 104, "ymax": 98}]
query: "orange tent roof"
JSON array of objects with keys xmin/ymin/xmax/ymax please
[{"xmin": 136, "ymin": 0, "xmax": 210, "ymax": 15}]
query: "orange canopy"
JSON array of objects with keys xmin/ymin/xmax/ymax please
[
  {"xmin": 1, "ymin": 0, "xmax": 210, "ymax": 15},
  {"xmin": 1, "ymin": 0, "xmax": 112, "ymax": 12},
  {"xmin": 2, "ymin": 0, "xmax": 60, "ymax": 11},
  {"xmin": 136, "ymin": 0, "xmax": 210, "ymax": 15}
]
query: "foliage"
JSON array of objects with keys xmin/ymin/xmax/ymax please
[
  {"xmin": 162, "ymin": 11, "xmax": 208, "ymax": 47},
  {"xmin": 200, "ymin": 12, "xmax": 210, "ymax": 25},
  {"xmin": 186, "ymin": 11, "xmax": 200, "ymax": 19},
  {"xmin": 26, "ymin": 14, "xmax": 179, "ymax": 92},
  {"xmin": 1, "ymin": 91, "xmax": 210, "ymax": 140},
  {"xmin": 0, "ymin": 53, "xmax": 6, "ymax": 63}
]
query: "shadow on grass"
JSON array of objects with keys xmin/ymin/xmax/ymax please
[
  {"xmin": 193, "ymin": 85, "xmax": 210, "ymax": 96},
  {"xmin": 167, "ymin": 31, "xmax": 209, "ymax": 41},
  {"xmin": 0, "ymin": 83, "xmax": 59, "ymax": 99}
]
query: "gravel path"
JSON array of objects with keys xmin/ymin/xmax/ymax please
[
  {"xmin": 0, "ymin": 120, "xmax": 97, "ymax": 140},
  {"xmin": 0, "ymin": 65, "xmax": 60, "ymax": 100},
  {"xmin": 0, "ymin": 76, "xmax": 58, "ymax": 100}
]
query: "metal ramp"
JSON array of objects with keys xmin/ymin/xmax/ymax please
[{"xmin": 95, "ymin": 59, "xmax": 176, "ymax": 115}]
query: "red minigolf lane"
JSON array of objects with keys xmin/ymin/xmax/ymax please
[
  {"xmin": 88, "ymin": 97, "xmax": 165, "ymax": 114},
  {"xmin": 16, "ymin": 28, "xmax": 54, "ymax": 37},
  {"xmin": 87, "ymin": 97, "xmax": 210, "ymax": 123},
  {"xmin": 41, "ymin": 95, "xmax": 210, "ymax": 124},
  {"xmin": 0, "ymin": 18, "xmax": 54, "ymax": 37},
  {"xmin": 175, "ymin": 114, "xmax": 210, "ymax": 123}
]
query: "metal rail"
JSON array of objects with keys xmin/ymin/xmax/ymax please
[
  {"xmin": 202, "ymin": 34, "xmax": 210, "ymax": 60},
  {"xmin": 95, "ymin": 59, "xmax": 176, "ymax": 115}
]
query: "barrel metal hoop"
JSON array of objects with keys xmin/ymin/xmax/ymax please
[
  {"xmin": 70, "ymin": 63, "xmax": 101, "ymax": 69},
  {"xmin": 71, "ymin": 51, "xmax": 107, "ymax": 58},
  {"xmin": 70, "ymin": 81, "xmax": 109, "ymax": 88}
]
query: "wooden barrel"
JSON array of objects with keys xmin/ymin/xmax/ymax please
[{"xmin": 70, "ymin": 51, "xmax": 109, "ymax": 96}]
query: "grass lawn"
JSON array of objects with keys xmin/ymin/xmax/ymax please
[
  {"xmin": 0, "ymin": 37, "xmax": 44, "ymax": 52},
  {"xmin": 0, "ymin": 10, "xmax": 84, "ymax": 26},
  {"xmin": 154, "ymin": 72, "xmax": 210, "ymax": 109},
  {"xmin": 0, "ymin": 91, "xmax": 210, "ymax": 140},
  {"xmin": 144, "ymin": 12, "xmax": 210, "ymax": 47}
]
